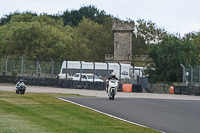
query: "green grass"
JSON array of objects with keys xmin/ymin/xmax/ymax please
[{"xmin": 0, "ymin": 91, "xmax": 160, "ymax": 133}]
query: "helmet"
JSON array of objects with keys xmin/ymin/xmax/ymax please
[
  {"xmin": 19, "ymin": 79, "xmax": 23, "ymax": 83},
  {"xmin": 110, "ymin": 72, "xmax": 115, "ymax": 78}
]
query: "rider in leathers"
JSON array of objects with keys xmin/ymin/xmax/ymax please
[
  {"xmin": 15, "ymin": 79, "xmax": 26, "ymax": 88},
  {"xmin": 106, "ymin": 72, "xmax": 118, "ymax": 92}
]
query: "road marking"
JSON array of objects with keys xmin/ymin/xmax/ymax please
[{"xmin": 57, "ymin": 97, "xmax": 165, "ymax": 133}]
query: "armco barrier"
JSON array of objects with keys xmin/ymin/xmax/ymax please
[{"xmin": 173, "ymin": 86, "xmax": 200, "ymax": 96}]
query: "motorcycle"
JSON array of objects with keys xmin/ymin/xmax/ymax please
[
  {"xmin": 16, "ymin": 82, "xmax": 26, "ymax": 94},
  {"xmin": 106, "ymin": 79, "xmax": 119, "ymax": 100}
]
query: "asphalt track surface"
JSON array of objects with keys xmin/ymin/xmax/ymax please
[{"xmin": 59, "ymin": 97, "xmax": 200, "ymax": 133}]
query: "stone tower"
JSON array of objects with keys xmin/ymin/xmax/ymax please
[{"xmin": 105, "ymin": 20, "xmax": 134, "ymax": 63}]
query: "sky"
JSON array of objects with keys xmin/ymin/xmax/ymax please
[{"xmin": 0, "ymin": 0, "xmax": 200, "ymax": 36}]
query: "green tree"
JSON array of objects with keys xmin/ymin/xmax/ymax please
[
  {"xmin": 0, "ymin": 13, "xmax": 73, "ymax": 60},
  {"xmin": 0, "ymin": 11, "xmax": 38, "ymax": 26},
  {"xmin": 132, "ymin": 19, "xmax": 167, "ymax": 56},
  {"xmin": 72, "ymin": 18, "xmax": 113, "ymax": 61},
  {"xmin": 62, "ymin": 5, "xmax": 109, "ymax": 27},
  {"xmin": 147, "ymin": 34, "xmax": 197, "ymax": 83},
  {"xmin": 191, "ymin": 32, "xmax": 200, "ymax": 65},
  {"xmin": 10, "ymin": 12, "xmax": 37, "ymax": 23}
]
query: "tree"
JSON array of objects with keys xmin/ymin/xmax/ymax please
[
  {"xmin": 62, "ymin": 5, "xmax": 109, "ymax": 27},
  {"xmin": 71, "ymin": 18, "xmax": 113, "ymax": 61},
  {"xmin": 132, "ymin": 19, "xmax": 167, "ymax": 56},
  {"xmin": 0, "ymin": 13, "xmax": 73, "ymax": 60},
  {"xmin": 0, "ymin": 11, "xmax": 114, "ymax": 62},
  {"xmin": 191, "ymin": 32, "xmax": 200, "ymax": 65},
  {"xmin": 0, "ymin": 11, "xmax": 38, "ymax": 26},
  {"xmin": 147, "ymin": 34, "xmax": 197, "ymax": 83},
  {"xmin": 0, "ymin": 14, "xmax": 13, "ymax": 26}
]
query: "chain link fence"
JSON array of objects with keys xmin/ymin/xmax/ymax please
[
  {"xmin": 181, "ymin": 64, "xmax": 200, "ymax": 87},
  {"xmin": 0, "ymin": 58, "xmax": 62, "ymax": 78}
]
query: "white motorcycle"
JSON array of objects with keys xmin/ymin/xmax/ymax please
[
  {"xmin": 16, "ymin": 82, "xmax": 26, "ymax": 94},
  {"xmin": 106, "ymin": 79, "xmax": 119, "ymax": 100}
]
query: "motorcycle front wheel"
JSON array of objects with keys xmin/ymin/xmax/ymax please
[
  {"xmin": 111, "ymin": 89, "xmax": 115, "ymax": 100},
  {"xmin": 16, "ymin": 90, "xmax": 19, "ymax": 94},
  {"xmin": 19, "ymin": 90, "xmax": 25, "ymax": 94}
]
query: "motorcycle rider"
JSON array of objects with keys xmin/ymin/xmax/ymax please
[
  {"xmin": 15, "ymin": 79, "xmax": 26, "ymax": 88},
  {"xmin": 106, "ymin": 72, "xmax": 118, "ymax": 92}
]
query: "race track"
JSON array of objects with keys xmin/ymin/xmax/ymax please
[{"xmin": 59, "ymin": 97, "xmax": 200, "ymax": 133}]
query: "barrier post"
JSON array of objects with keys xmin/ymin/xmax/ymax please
[
  {"xmin": 105, "ymin": 61, "xmax": 109, "ymax": 78},
  {"xmin": 64, "ymin": 59, "xmax": 68, "ymax": 87},
  {"xmin": 79, "ymin": 60, "xmax": 82, "ymax": 81},
  {"xmin": 180, "ymin": 64, "xmax": 186, "ymax": 86},
  {"xmin": 92, "ymin": 61, "xmax": 95, "ymax": 83},
  {"xmin": 196, "ymin": 65, "xmax": 200, "ymax": 87},
  {"xmin": 189, "ymin": 65, "xmax": 193, "ymax": 86},
  {"xmin": 50, "ymin": 58, "xmax": 54, "ymax": 79},
  {"xmin": 3, "ymin": 56, "xmax": 7, "ymax": 76},
  {"xmin": 118, "ymin": 62, "xmax": 121, "ymax": 84},
  {"xmin": 19, "ymin": 56, "xmax": 23, "ymax": 77},
  {"xmin": 34, "ymin": 56, "xmax": 39, "ymax": 77},
  {"xmin": 92, "ymin": 61, "xmax": 95, "ymax": 89}
]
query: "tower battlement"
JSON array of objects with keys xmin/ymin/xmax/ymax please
[{"xmin": 112, "ymin": 20, "xmax": 134, "ymax": 31}]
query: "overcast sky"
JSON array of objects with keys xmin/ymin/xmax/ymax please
[{"xmin": 0, "ymin": 0, "xmax": 200, "ymax": 36}]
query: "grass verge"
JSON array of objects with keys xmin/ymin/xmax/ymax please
[{"xmin": 0, "ymin": 91, "xmax": 160, "ymax": 133}]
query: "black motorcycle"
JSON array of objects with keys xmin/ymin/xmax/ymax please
[{"xmin": 16, "ymin": 83, "xmax": 26, "ymax": 94}]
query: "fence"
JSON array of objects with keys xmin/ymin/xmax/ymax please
[
  {"xmin": 171, "ymin": 64, "xmax": 200, "ymax": 96},
  {"xmin": 0, "ymin": 57, "xmax": 136, "ymax": 83},
  {"xmin": 0, "ymin": 57, "xmax": 108, "ymax": 90},
  {"xmin": 0, "ymin": 57, "xmax": 62, "ymax": 78},
  {"xmin": 180, "ymin": 64, "xmax": 200, "ymax": 87},
  {"xmin": 1, "ymin": 57, "xmax": 145, "ymax": 92}
]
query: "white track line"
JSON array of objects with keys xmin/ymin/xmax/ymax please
[{"xmin": 57, "ymin": 97, "xmax": 165, "ymax": 133}]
